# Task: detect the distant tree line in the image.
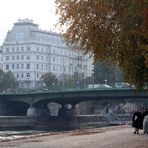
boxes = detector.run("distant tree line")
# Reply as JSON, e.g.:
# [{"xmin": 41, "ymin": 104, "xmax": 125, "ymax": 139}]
[
  {"xmin": 41, "ymin": 62, "xmax": 124, "ymax": 90},
  {"xmin": 93, "ymin": 60, "xmax": 124, "ymax": 85},
  {"xmin": 40, "ymin": 72, "xmax": 85, "ymax": 90},
  {"xmin": 0, "ymin": 63, "xmax": 124, "ymax": 93}
]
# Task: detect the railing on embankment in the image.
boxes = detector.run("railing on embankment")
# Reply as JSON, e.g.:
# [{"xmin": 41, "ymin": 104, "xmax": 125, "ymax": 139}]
[{"xmin": 0, "ymin": 115, "xmax": 132, "ymax": 131}]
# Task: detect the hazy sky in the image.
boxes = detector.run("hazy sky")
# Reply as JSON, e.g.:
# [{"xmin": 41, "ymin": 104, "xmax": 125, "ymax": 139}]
[{"xmin": 0, "ymin": 0, "xmax": 57, "ymax": 44}]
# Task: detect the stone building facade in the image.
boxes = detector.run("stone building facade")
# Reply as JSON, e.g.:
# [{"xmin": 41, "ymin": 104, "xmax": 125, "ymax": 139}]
[{"xmin": 2, "ymin": 19, "xmax": 93, "ymax": 89}]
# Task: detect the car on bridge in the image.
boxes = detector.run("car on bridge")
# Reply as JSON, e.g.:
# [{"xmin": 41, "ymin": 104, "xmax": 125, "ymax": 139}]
[
  {"xmin": 114, "ymin": 83, "xmax": 135, "ymax": 89},
  {"xmin": 88, "ymin": 84, "xmax": 112, "ymax": 89}
]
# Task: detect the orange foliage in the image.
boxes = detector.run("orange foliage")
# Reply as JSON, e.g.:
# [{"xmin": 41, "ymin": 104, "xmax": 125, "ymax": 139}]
[{"xmin": 56, "ymin": 0, "xmax": 148, "ymax": 89}]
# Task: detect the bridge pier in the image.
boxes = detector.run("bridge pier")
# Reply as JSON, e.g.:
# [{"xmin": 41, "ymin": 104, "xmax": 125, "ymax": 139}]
[
  {"xmin": 39, "ymin": 104, "xmax": 50, "ymax": 116},
  {"xmin": 27, "ymin": 105, "xmax": 39, "ymax": 117},
  {"xmin": 67, "ymin": 105, "xmax": 78, "ymax": 117},
  {"xmin": 57, "ymin": 104, "xmax": 78, "ymax": 130},
  {"xmin": 27, "ymin": 104, "xmax": 50, "ymax": 117},
  {"xmin": 58, "ymin": 104, "xmax": 78, "ymax": 117},
  {"xmin": 58, "ymin": 105, "xmax": 67, "ymax": 117}
]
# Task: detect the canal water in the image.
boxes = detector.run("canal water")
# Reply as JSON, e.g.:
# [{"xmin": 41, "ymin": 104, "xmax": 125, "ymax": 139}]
[
  {"xmin": 0, "ymin": 130, "xmax": 49, "ymax": 141},
  {"xmin": 0, "ymin": 114, "xmax": 132, "ymax": 141}
]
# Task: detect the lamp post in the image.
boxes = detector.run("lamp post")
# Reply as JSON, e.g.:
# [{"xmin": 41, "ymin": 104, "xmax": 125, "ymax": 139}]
[
  {"xmin": 92, "ymin": 71, "xmax": 94, "ymax": 89},
  {"xmin": 57, "ymin": 74, "xmax": 60, "ymax": 91},
  {"xmin": 62, "ymin": 58, "xmax": 65, "ymax": 90},
  {"xmin": 52, "ymin": 82, "xmax": 55, "ymax": 90},
  {"xmin": 76, "ymin": 81, "xmax": 79, "ymax": 90},
  {"xmin": 43, "ymin": 83, "xmax": 46, "ymax": 91},
  {"xmin": 104, "ymin": 79, "xmax": 107, "ymax": 84},
  {"xmin": 83, "ymin": 65, "xmax": 87, "ymax": 89}
]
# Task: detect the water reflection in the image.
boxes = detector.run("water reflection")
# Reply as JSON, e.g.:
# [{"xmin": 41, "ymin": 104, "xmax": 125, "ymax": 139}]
[{"xmin": 0, "ymin": 130, "xmax": 47, "ymax": 141}]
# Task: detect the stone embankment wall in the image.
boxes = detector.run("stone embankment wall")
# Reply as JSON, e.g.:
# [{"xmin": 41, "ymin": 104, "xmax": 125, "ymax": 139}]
[
  {"xmin": 0, "ymin": 115, "xmax": 132, "ymax": 131},
  {"xmin": 0, "ymin": 116, "xmax": 79, "ymax": 131}
]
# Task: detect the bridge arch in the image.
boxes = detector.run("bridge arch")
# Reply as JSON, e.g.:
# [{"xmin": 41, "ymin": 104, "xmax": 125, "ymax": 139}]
[{"xmin": 0, "ymin": 100, "xmax": 30, "ymax": 116}]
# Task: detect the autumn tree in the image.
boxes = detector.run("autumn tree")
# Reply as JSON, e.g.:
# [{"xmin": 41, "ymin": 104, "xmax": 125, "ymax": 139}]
[{"xmin": 55, "ymin": 0, "xmax": 148, "ymax": 89}]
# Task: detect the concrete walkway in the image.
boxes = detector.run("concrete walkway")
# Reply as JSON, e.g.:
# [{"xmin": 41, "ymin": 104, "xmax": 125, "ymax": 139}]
[{"xmin": 0, "ymin": 125, "xmax": 148, "ymax": 148}]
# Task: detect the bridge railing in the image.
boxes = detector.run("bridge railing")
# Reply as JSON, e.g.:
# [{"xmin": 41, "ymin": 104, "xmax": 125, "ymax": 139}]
[{"xmin": 0, "ymin": 87, "xmax": 137, "ymax": 95}]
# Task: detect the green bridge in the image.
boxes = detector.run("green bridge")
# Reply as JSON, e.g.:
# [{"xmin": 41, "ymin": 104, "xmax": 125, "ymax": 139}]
[{"xmin": 0, "ymin": 88, "xmax": 147, "ymax": 117}]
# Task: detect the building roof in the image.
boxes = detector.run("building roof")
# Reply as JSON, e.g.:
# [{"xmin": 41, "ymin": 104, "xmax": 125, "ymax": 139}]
[{"xmin": 4, "ymin": 19, "xmax": 64, "ymax": 46}]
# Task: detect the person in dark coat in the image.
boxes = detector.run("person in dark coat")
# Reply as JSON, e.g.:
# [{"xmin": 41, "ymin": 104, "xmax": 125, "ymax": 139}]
[{"xmin": 132, "ymin": 109, "xmax": 143, "ymax": 134}]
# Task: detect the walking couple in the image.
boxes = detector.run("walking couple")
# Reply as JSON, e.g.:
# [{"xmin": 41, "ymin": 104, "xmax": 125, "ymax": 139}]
[{"xmin": 132, "ymin": 108, "xmax": 148, "ymax": 134}]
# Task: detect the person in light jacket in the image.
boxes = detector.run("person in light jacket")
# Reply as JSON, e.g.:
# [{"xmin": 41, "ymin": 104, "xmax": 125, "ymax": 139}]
[{"xmin": 142, "ymin": 108, "xmax": 148, "ymax": 134}]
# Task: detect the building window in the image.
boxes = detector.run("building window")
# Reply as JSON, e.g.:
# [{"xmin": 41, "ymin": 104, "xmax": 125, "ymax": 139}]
[
  {"xmin": 27, "ymin": 47, "xmax": 30, "ymax": 51},
  {"xmin": 37, "ymin": 73, "xmax": 39, "ymax": 78},
  {"xmin": 12, "ymin": 64, "xmax": 15, "ymax": 69},
  {"xmin": 12, "ymin": 47, "xmax": 15, "ymax": 52},
  {"xmin": 27, "ymin": 56, "xmax": 30, "ymax": 60},
  {"xmin": 17, "ymin": 64, "xmax": 19, "ymax": 69},
  {"xmin": 27, "ymin": 64, "xmax": 30, "ymax": 69},
  {"xmin": 16, "ymin": 73, "xmax": 19, "ymax": 78},
  {"xmin": 6, "ymin": 47, "xmax": 9, "ymax": 52},
  {"xmin": 21, "ymin": 47, "xmax": 24, "ymax": 51},
  {"xmin": 12, "ymin": 56, "xmax": 15, "ymax": 60},
  {"xmin": 15, "ymin": 33, "xmax": 24, "ymax": 41},
  {"xmin": 6, "ymin": 56, "xmax": 9, "ymax": 60},
  {"xmin": 36, "ymin": 55, "xmax": 39, "ymax": 60},
  {"xmin": 27, "ymin": 73, "xmax": 30, "ymax": 78},
  {"xmin": 6, "ymin": 64, "xmax": 9, "ymax": 70},
  {"xmin": 17, "ymin": 47, "xmax": 19, "ymax": 51},
  {"xmin": 41, "ymin": 56, "xmax": 43, "ymax": 60},
  {"xmin": 53, "ymin": 65, "xmax": 55, "ymax": 71},
  {"xmin": 41, "ymin": 64, "xmax": 43, "ymax": 70},
  {"xmin": 36, "ymin": 64, "xmax": 39, "ymax": 69},
  {"xmin": 21, "ymin": 64, "xmax": 24, "ymax": 69},
  {"xmin": 21, "ymin": 73, "xmax": 24, "ymax": 78},
  {"xmin": 37, "ymin": 47, "xmax": 39, "ymax": 52},
  {"xmin": 53, "ymin": 57, "xmax": 55, "ymax": 62},
  {"xmin": 21, "ymin": 55, "xmax": 24, "ymax": 60},
  {"xmin": 17, "ymin": 55, "xmax": 19, "ymax": 60},
  {"xmin": 64, "ymin": 66, "xmax": 66, "ymax": 72}
]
